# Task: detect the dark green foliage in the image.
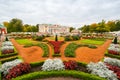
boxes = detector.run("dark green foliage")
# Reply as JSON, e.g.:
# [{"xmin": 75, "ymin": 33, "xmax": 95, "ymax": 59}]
[
  {"xmin": 113, "ymin": 36, "xmax": 118, "ymax": 44},
  {"xmin": 12, "ymin": 71, "xmax": 106, "ymax": 80},
  {"xmin": 64, "ymin": 35, "xmax": 72, "ymax": 41},
  {"xmin": 5, "ymin": 37, "xmax": 9, "ymax": 41},
  {"xmin": 88, "ymin": 45, "xmax": 97, "ymax": 49},
  {"xmin": 55, "ymin": 34, "xmax": 58, "ymax": 41},
  {"xmin": 72, "ymin": 35, "xmax": 80, "ymax": 40}
]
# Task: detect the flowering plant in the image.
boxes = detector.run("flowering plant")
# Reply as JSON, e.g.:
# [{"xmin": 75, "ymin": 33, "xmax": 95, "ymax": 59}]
[
  {"xmin": 6, "ymin": 63, "xmax": 31, "ymax": 80},
  {"xmin": 104, "ymin": 57, "xmax": 120, "ymax": 67},
  {"xmin": 2, "ymin": 41, "xmax": 13, "ymax": 46},
  {"xmin": 42, "ymin": 58, "xmax": 65, "ymax": 71},
  {"xmin": 87, "ymin": 61, "xmax": 118, "ymax": 80},
  {"xmin": 0, "ymin": 59, "xmax": 23, "ymax": 76},
  {"xmin": 49, "ymin": 41, "xmax": 63, "ymax": 54},
  {"xmin": 108, "ymin": 44, "xmax": 120, "ymax": 55},
  {"xmin": 1, "ymin": 46, "xmax": 14, "ymax": 54},
  {"xmin": 64, "ymin": 60, "xmax": 78, "ymax": 70}
]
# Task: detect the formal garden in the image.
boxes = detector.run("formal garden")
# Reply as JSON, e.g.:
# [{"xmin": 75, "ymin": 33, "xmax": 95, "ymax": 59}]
[{"xmin": 0, "ymin": 33, "xmax": 120, "ymax": 80}]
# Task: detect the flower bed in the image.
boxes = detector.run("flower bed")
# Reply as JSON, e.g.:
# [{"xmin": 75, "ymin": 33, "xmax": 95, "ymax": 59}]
[
  {"xmin": 1, "ymin": 41, "xmax": 15, "ymax": 54},
  {"xmin": 49, "ymin": 41, "xmax": 64, "ymax": 54},
  {"xmin": 108, "ymin": 44, "xmax": 120, "ymax": 55},
  {"xmin": 87, "ymin": 57, "xmax": 120, "ymax": 80}
]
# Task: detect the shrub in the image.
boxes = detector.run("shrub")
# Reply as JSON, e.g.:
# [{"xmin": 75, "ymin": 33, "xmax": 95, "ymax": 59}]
[
  {"xmin": 113, "ymin": 36, "xmax": 118, "ymax": 44},
  {"xmin": 72, "ymin": 35, "xmax": 80, "ymax": 40},
  {"xmin": 6, "ymin": 63, "xmax": 31, "ymax": 80},
  {"xmin": 42, "ymin": 58, "xmax": 65, "ymax": 71},
  {"xmin": 0, "ymin": 59, "xmax": 23, "ymax": 76},
  {"xmin": 55, "ymin": 34, "xmax": 58, "ymax": 41},
  {"xmin": 64, "ymin": 60, "xmax": 78, "ymax": 70},
  {"xmin": 64, "ymin": 35, "xmax": 72, "ymax": 41}
]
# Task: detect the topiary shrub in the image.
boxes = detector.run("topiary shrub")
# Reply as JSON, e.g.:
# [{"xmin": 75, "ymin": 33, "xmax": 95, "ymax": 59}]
[
  {"xmin": 113, "ymin": 36, "xmax": 118, "ymax": 44},
  {"xmin": 55, "ymin": 34, "xmax": 58, "ymax": 41}
]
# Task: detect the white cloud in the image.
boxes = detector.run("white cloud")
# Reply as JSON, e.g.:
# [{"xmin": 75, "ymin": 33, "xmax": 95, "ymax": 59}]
[{"xmin": 0, "ymin": 0, "xmax": 120, "ymax": 28}]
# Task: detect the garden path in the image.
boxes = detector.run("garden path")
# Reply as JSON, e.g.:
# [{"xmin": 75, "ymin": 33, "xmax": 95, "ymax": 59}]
[{"xmin": 11, "ymin": 39, "xmax": 112, "ymax": 63}]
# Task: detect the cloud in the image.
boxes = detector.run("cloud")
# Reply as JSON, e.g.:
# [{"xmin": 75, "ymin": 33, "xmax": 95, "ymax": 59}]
[{"xmin": 0, "ymin": 0, "xmax": 120, "ymax": 28}]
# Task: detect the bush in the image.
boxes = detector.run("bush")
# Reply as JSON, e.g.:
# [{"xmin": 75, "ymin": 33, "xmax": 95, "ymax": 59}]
[
  {"xmin": 105, "ymin": 53, "xmax": 120, "ymax": 59},
  {"xmin": 12, "ymin": 71, "xmax": 106, "ymax": 80},
  {"xmin": 72, "ymin": 35, "xmax": 80, "ymax": 40},
  {"xmin": 113, "ymin": 36, "xmax": 118, "ymax": 44},
  {"xmin": 55, "ymin": 34, "xmax": 58, "ymax": 41},
  {"xmin": 64, "ymin": 35, "xmax": 72, "ymax": 41},
  {"xmin": 6, "ymin": 63, "xmax": 31, "ymax": 80},
  {"xmin": 64, "ymin": 60, "xmax": 78, "ymax": 70}
]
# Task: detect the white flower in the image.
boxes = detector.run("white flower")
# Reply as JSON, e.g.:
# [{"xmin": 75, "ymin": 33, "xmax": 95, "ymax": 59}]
[
  {"xmin": 0, "ymin": 59, "xmax": 23, "ymax": 75},
  {"xmin": 2, "ymin": 41, "xmax": 13, "ymax": 46},
  {"xmin": 104, "ymin": 57, "xmax": 120, "ymax": 67},
  {"xmin": 87, "ymin": 61, "xmax": 118, "ymax": 80},
  {"xmin": 42, "ymin": 58, "xmax": 65, "ymax": 71}
]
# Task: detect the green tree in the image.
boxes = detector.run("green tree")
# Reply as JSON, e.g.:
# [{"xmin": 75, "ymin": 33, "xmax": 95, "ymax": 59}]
[
  {"xmin": 7, "ymin": 18, "xmax": 23, "ymax": 33},
  {"xmin": 81, "ymin": 25, "xmax": 90, "ymax": 33},
  {"xmin": 70, "ymin": 27, "xmax": 75, "ymax": 32},
  {"xmin": 106, "ymin": 21, "xmax": 116, "ymax": 31},
  {"xmin": 96, "ymin": 20, "xmax": 109, "ymax": 33}
]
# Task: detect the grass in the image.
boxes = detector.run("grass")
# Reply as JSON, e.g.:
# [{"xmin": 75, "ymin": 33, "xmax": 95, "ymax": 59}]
[
  {"xmin": 15, "ymin": 39, "xmax": 37, "ymax": 45},
  {"xmin": 80, "ymin": 39, "xmax": 105, "ymax": 45}
]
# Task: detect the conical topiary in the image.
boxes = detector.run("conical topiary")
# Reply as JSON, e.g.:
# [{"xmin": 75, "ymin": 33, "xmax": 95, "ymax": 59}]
[
  {"xmin": 113, "ymin": 36, "xmax": 117, "ymax": 44},
  {"xmin": 55, "ymin": 34, "xmax": 58, "ymax": 41},
  {"xmin": 5, "ymin": 37, "xmax": 9, "ymax": 41}
]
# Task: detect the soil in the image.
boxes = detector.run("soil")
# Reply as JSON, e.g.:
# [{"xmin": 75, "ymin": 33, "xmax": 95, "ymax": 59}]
[{"xmin": 10, "ymin": 39, "xmax": 112, "ymax": 64}]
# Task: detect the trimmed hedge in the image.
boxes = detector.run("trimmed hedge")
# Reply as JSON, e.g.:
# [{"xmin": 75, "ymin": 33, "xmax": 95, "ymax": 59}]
[
  {"xmin": 64, "ymin": 43, "xmax": 80, "ymax": 57},
  {"xmin": 0, "ymin": 53, "xmax": 17, "ymax": 58},
  {"xmin": 12, "ymin": 70, "xmax": 106, "ymax": 80},
  {"xmin": 30, "ymin": 61, "xmax": 44, "ymax": 67},
  {"xmin": 105, "ymin": 53, "xmax": 120, "ymax": 59},
  {"xmin": 52, "ymin": 54, "xmax": 61, "ymax": 57},
  {"xmin": 1, "ymin": 56, "xmax": 18, "ymax": 63}
]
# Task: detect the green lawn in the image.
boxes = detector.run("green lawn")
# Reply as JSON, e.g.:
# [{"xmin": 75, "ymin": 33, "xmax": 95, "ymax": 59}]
[
  {"xmin": 80, "ymin": 39, "xmax": 105, "ymax": 45},
  {"xmin": 15, "ymin": 39, "xmax": 37, "ymax": 45}
]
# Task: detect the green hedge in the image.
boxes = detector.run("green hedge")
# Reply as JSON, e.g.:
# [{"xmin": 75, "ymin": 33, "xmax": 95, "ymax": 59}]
[
  {"xmin": 12, "ymin": 70, "xmax": 106, "ymax": 80},
  {"xmin": 1, "ymin": 56, "xmax": 18, "ymax": 63},
  {"xmin": 105, "ymin": 53, "xmax": 120, "ymax": 59},
  {"xmin": 30, "ymin": 61, "xmax": 44, "ymax": 67},
  {"xmin": 0, "ymin": 53, "xmax": 18, "ymax": 58},
  {"xmin": 64, "ymin": 43, "xmax": 80, "ymax": 57}
]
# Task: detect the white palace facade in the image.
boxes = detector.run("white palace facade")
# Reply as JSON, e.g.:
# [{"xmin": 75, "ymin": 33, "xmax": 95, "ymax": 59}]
[{"xmin": 38, "ymin": 24, "xmax": 70, "ymax": 35}]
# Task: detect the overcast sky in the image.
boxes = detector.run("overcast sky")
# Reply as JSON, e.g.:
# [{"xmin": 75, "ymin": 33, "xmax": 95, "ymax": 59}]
[{"xmin": 0, "ymin": 0, "xmax": 120, "ymax": 28}]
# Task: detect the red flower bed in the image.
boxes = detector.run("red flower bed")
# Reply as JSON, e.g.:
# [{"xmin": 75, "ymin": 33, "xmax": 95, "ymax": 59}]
[
  {"xmin": 6, "ymin": 63, "xmax": 31, "ymax": 80},
  {"xmin": 2, "ymin": 49, "xmax": 14, "ymax": 54},
  {"xmin": 108, "ymin": 50, "xmax": 119, "ymax": 55},
  {"xmin": 106, "ymin": 63, "xmax": 120, "ymax": 79},
  {"xmin": 49, "ymin": 41, "xmax": 64, "ymax": 54},
  {"xmin": 64, "ymin": 60, "xmax": 78, "ymax": 70}
]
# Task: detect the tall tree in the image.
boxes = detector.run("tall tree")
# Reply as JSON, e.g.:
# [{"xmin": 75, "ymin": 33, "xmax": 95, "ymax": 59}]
[
  {"xmin": 81, "ymin": 25, "xmax": 90, "ymax": 33},
  {"xmin": 69, "ymin": 27, "xmax": 75, "ymax": 32},
  {"xmin": 7, "ymin": 18, "xmax": 23, "ymax": 33},
  {"xmin": 96, "ymin": 20, "xmax": 109, "ymax": 33}
]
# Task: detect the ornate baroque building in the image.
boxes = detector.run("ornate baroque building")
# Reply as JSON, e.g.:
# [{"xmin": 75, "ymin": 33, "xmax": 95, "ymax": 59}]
[{"xmin": 38, "ymin": 24, "xmax": 70, "ymax": 35}]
